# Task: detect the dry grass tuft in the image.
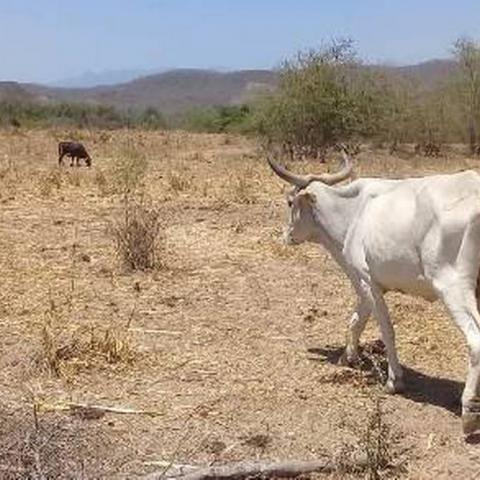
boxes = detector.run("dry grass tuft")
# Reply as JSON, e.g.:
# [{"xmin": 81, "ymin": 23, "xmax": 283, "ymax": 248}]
[
  {"xmin": 38, "ymin": 167, "xmax": 63, "ymax": 197},
  {"xmin": 228, "ymin": 163, "xmax": 260, "ymax": 204},
  {"xmin": 89, "ymin": 325, "xmax": 137, "ymax": 364},
  {"xmin": 167, "ymin": 169, "xmax": 192, "ymax": 192},
  {"xmin": 336, "ymin": 395, "xmax": 405, "ymax": 480},
  {"xmin": 113, "ymin": 196, "xmax": 165, "ymax": 271},
  {"xmin": 113, "ymin": 143, "xmax": 148, "ymax": 194},
  {"xmin": 94, "ymin": 168, "xmax": 109, "ymax": 195},
  {"xmin": 66, "ymin": 169, "xmax": 82, "ymax": 187},
  {"xmin": 40, "ymin": 319, "xmax": 137, "ymax": 379},
  {"xmin": 359, "ymin": 398, "xmax": 397, "ymax": 479}
]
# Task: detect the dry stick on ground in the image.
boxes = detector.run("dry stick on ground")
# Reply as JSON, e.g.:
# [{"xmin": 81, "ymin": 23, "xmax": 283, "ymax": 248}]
[
  {"xmin": 36, "ymin": 401, "xmax": 163, "ymax": 417},
  {"xmin": 139, "ymin": 458, "xmax": 370, "ymax": 480}
]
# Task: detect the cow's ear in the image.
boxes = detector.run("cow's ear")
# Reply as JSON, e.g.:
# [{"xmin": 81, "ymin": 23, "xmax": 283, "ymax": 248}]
[{"xmin": 296, "ymin": 191, "xmax": 316, "ymax": 208}]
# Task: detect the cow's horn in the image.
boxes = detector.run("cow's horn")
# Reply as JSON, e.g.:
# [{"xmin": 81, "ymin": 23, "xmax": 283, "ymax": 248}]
[{"xmin": 267, "ymin": 148, "xmax": 353, "ymax": 187}]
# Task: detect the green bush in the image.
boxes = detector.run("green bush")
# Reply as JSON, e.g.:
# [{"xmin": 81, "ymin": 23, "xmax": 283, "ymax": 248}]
[
  {"xmin": 0, "ymin": 101, "xmax": 168, "ymax": 130},
  {"xmin": 178, "ymin": 104, "xmax": 252, "ymax": 133},
  {"xmin": 251, "ymin": 39, "xmax": 391, "ymax": 158}
]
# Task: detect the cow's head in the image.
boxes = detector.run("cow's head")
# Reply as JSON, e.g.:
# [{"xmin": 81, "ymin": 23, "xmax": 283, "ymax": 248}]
[
  {"xmin": 283, "ymin": 189, "xmax": 318, "ymax": 245},
  {"xmin": 267, "ymin": 148, "xmax": 353, "ymax": 245}
]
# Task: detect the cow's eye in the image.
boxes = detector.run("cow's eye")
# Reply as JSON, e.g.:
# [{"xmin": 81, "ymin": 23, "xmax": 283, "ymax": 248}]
[{"xmin": 287, "ymin": 199, "xmax": 293, "ymax": 208}]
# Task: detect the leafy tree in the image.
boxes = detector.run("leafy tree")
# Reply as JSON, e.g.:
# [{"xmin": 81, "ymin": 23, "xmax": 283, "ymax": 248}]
[
  {"xmin": 452, "ymin": 37, "xmax": 480, "ymax": 153},
  {"xmin": 252, "ymin": 39, "xmax": 388, "ymax": 159}
]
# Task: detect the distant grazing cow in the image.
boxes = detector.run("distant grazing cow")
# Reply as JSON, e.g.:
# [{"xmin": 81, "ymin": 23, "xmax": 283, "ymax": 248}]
[{"xmin": 58, "ymin": 142, "xmax": 92, "ymax": 167}]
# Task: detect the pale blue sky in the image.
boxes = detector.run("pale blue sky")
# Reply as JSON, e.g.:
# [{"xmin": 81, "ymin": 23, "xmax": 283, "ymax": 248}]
[{"xmin": 1, "ymin": 0, "xmax": 479, "ymax": 83}]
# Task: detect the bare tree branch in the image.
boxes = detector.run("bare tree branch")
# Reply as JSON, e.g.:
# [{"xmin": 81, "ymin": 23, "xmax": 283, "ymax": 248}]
[{"xmin": 136, "ymin": 458, "xmax": 369, "ymax": 480}]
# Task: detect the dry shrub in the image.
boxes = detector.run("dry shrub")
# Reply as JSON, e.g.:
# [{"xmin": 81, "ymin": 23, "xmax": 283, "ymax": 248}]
[
  {"xmin": 230, "ymin": 174, "xmax": 252, "ymax": 203},
  {"xmin": 228, "ymin": 163, "xmax": 259, "ymax": 204},
  {"xmin": 360, "ymin": 398, "xmax": 395, "ymax": 479},
  {"xmin": 0, "ymin": 154, "xmax": 17, "ymax": 181},
  {"xmin": 167, "ymin": 169, "xmax": 192, "ymax": 192},
  {"xmin": 336, "ymin": 395, "xmax": 405, "ymax": 480},
  {"xmin": 113, "ymin": 196, "xmax": 164, "ymax": 271},
  {"xmin": 66, "ymin": 169, "xmax": 82, "ymax": 187},
  {"xmin": 94, "ymin": 144, "xmax": 148, "ymax": 196},
  {"xmin": 0, "ymin": 406, "xmax": 115, "ymax": 479},
  {"xmin": 0, "ymin": 154, "xmax": 21, "ymax": 198},
  {"xmin": 94, "ymin": 168, "xmax": 109, "ymax": 196},
  {"xmin": 39, "ymin": 168, "xmax": 63, "ymax": 197},
  {"xmin": 113, "ymin": 144, "xmax": 148, "ymax": 194},
  {"xmin": 41, "ymin": 317, "xmax": 65, "ymax": 377},
  {"xmin": 98, "ymin": 131, "xmax": 112, "ymax": 144}
]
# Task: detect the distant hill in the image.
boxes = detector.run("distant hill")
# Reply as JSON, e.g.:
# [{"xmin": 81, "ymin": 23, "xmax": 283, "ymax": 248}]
[
  {"xmin": 23, "ymin": 69, "xmax": 277, "ymax": 114},
  {"xmin": 0, "ymin": 60, "xmax": 459, "ymax": 115},
  {"xmin": 386, "ymin": 59, "xmax": 457, "ymax": 89},
  {"xmin": 0, "ymin": 81, "xmax": 39, "ymax": 103},
  {"xmin": 49, "ymin": 69, "xmax": 158, "ymax": 88}
]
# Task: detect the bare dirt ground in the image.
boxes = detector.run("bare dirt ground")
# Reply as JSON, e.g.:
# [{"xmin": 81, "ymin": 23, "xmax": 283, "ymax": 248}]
[{"xmin": 1, "ymin": 129, "xmax": 480, "ymax": 479}]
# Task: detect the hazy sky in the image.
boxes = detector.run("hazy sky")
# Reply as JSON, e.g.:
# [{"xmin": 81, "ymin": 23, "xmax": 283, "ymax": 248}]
[{"xmin": 1, "ymin": 0, "xmax": 479, "ymax": 83}]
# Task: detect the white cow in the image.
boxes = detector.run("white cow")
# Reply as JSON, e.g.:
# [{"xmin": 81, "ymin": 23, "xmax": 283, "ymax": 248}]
[{"xmin": 268, "ymin": 151, "xmax": 480, "ymax": 435}]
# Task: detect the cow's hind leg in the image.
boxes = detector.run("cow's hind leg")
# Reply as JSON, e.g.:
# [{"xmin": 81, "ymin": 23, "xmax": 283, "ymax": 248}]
[
  {"xmin": 435, "ymin": 215, "xmax": 480, "ymax": 435},
  {"xmin": 438, "ymin": 281, "xmax": 480, "ymax": 435},
  {"xmin": 434, "ymin": 215, "xmax": 480, "ymax": 435}
]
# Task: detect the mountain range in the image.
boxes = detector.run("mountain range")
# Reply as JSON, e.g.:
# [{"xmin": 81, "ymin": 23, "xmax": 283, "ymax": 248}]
[{"xmin": 0, "ymin": 59, "xmax": 457, "ymax": 115}]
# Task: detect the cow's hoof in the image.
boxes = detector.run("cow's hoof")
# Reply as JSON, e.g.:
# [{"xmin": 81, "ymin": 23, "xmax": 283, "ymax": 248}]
[
  {"xmin": 385, "ymin": 377, "xmax": 405, "ymax": 394},
  {"xmin": 463, "ymin": 413, "xmax": 480, "ymax": 436}
]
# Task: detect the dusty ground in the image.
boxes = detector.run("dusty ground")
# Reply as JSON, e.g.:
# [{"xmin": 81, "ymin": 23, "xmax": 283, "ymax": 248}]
[{"xmin": 0, "ymin": 129, "xmax": 480, "ymax": 479}]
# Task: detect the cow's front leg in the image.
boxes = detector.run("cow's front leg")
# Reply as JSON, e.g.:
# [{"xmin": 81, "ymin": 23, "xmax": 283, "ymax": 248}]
[{"xmin": 339, "ymin": 296, "xmax": 372, "ymax": 365}]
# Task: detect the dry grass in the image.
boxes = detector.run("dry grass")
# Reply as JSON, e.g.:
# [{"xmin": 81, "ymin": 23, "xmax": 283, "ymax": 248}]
[
  {"xmin": 167, "ymin": 169, "xmax": 192, "ymax": 193},
  {"xmin": 1, "ymin": 129, "xmax": 480, "ymax": 478},
  {"xmin": 113, "ymin": 195, "xmax": 165, "ymax": 271}
]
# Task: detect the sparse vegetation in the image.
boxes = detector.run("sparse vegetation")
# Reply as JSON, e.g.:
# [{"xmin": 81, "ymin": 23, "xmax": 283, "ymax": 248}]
[
  {"xmin": 38, "ymin": 167, "xmax": 63, "ymax": 197},
  {"xmin": 178, "ymin": 104, "xmax": 252, "ymax": 133},
  {"xmin": 0, "ymin": 101, "xmax": 169, "ymax": 130},
  {"xmin": 1, "ymin": 122, "xmax": 479, "ymax": 477},
  {"xmin": 359, "ymin": 398, "xmax": 397, "ymax": 480},
  {"xmin": 113, "ymin": 143, "xmax": 149, "ymax": 194},
  {"xmin": 113, "ymin": 196, "xmax": 164, "ymax": 271},
  {"xmin": 167, "ymin": 169, "xmax": 192, "ymax": 193}
]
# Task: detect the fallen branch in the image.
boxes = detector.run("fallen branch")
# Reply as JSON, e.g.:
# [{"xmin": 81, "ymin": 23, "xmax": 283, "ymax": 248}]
[
  {"xmin": 139, "ymin": 458, "xmax": 367, "ymax": 480},
  {"xmin": 36, "ymin": 401, "xmax": 163, "ymax": 418}
]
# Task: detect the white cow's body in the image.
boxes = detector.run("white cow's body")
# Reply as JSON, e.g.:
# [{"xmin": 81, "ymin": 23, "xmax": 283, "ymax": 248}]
[
  {"xmin": 268, "ymin": 155, "xmax": 480, "ymax": 436},
  {"xmin": 340, "ymin": 172, "xmax": 480, "ymax": 299}
]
